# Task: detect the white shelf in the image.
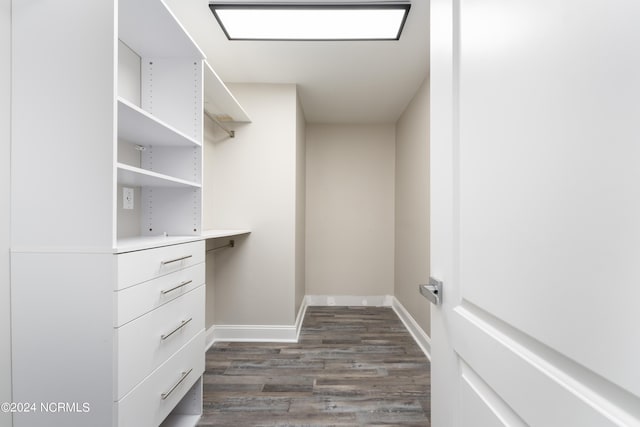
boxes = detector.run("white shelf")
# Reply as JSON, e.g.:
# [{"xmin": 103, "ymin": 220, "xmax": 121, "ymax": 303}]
[
  {"xmin": 201, "ymin": 229, "xmax": 251, "ymax": 239},
  {"xmin": 159, "ymin": 414, "xmax": 201, "ymax": 427},
  {"xmin": 117, "ymin": 163, "xmax": 201, "ymax": 188},
  {"xmin": 203, "ymin": 61, "xmax": 251, "ymax": 123},
  {"xmin": 119, "ymin": 0, "xmax": 204, "ymax": 59},
  {"xmin": 118, "ymin": 98, "xmax": 201, "ymax": 148},
  {"xmin": 116, "ymin": 230, "xmax": 251, "ymax": 253},
  {"xmin": 116, "ymin": 235, "xmax": 202, "ymax": 253}
]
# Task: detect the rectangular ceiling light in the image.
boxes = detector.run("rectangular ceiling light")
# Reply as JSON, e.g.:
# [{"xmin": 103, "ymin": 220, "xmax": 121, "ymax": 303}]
[{"xmin": 209, "ymin": 2, "xmax": 411, "ymax": 41}]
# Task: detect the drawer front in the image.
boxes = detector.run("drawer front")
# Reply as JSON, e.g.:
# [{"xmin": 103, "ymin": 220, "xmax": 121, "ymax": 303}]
[
  {"xmin": 116, "ymin": 285, "xmax": 204, "ymax": 399},
  {"xmin": 116, "ymin": 240, "xmax": 205, "ymax": 290},
  {"xmin": 115, "ymin": 262, "xmax": 205, "ymax": 327},
  {"xmin": 117, "ymin": 331, "xmax": 204, "ymax": 427}
]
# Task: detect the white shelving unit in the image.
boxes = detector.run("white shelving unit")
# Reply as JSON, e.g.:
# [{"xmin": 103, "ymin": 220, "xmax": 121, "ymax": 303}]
[
  {"xmin": 11, "ymin": 0, "xmax": 250, "ymax": 426},
  {"xmin": 116, "ymin": 0, "xmax": 205, "ymax": 245},
  {"xmin": 204, "ymin": 60, "xmax": 251, "ymax": 123},
  {"xmin": 115, "ymin": 3, "xmax": 207, "ymax": 422},
  {"xmin": 118, "ymin": 98, "xmax": 201, "ymax": 148}
]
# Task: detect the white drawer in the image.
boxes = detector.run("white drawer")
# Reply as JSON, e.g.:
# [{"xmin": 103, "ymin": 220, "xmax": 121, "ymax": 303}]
[
  {"xmin": 117, "ymin": 331, "xmax": 204, "ymax": 427},
  {"xmin": 116, "ymin": 285, "xmax": 204, "ymax": 399},
  {"xmin": 115, "ymin": 262, "xmax": 205, "ymax": 327},
  {"xmin": 116, "ymin": 241, "xmax": 205, "ymax": 290}
]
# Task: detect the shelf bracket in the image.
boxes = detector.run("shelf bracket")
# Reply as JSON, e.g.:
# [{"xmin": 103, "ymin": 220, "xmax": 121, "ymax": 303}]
[{"xmin": 204, "ymin": 110, "xmax": 235, "ymax": 138}]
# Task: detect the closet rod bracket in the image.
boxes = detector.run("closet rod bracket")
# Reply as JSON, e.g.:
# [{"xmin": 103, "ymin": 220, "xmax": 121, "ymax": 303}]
[{"xmin": 207, "ymin": 239, "xmax": 236, "ymax": 253}]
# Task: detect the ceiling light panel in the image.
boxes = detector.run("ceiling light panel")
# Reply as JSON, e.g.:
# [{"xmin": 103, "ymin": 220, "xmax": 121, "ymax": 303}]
[{"xmin": 209, "ymin": 3, "xmax": 411, "ymax": 41}]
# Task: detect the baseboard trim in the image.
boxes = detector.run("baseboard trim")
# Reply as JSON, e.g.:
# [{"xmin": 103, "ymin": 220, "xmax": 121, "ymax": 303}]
[
  {"xmin": 211, "ymin": 324, "xmax": 299, "ymax": 343},
  {"xmin": 306, "ymin": 294, "xmax": 394, "ymax": 307},
  {"xmin": 205, "ymin": 296, "xmax": 308, "ymax": 348},
  {"xmin": 391, "ymin": 296, "xmax": 431, "ymax": 361},
  {"xmin": 305, "ymin": 294, "xmax": 431, "ymax": 360},
  {"xmin": 294, "ymin": 295, "xmax": 308, "ymax": 341},
  {"xmin": 205, "ymin": 295, "xmax": 430, "ymax": 360},
  {"xmin": 205, "ymin": 324, "xmax": 217, "ymax": 351}
]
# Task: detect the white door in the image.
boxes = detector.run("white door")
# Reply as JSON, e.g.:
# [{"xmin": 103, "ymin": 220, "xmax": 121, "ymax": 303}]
[{"xmin": 429, "ymin": 0, "xmax": 640, "ymax": 426}]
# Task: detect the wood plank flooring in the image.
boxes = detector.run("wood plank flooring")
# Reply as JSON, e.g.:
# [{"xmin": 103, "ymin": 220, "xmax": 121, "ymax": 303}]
[{"xmin": 198, "ymin": 306, "xmax": 431, "ymax": 426}]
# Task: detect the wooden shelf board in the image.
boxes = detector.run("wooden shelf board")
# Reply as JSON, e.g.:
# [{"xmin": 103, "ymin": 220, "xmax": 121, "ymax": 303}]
[
  {"xmin": 119, "ymin": 0, "xmax": 204, "ymax": 59},
  {"xmin": 203, "ymin": 61, "xmax": 251, "ymax": 123},
  {"xmin": 116, "ymin": 230, "xmax": 251, "ymax": 253},
  {"xmin": 159, "ymin": 413, "xmax": 201, "ymax": 427},
  {"xmin": 201, "ymin": 229, "xmax": 251, "ymax": 239},
  {"xmin": 117, "ymin": 163, "xmax": 201, "ymax": 188},
  {"xmin": 116, "ymin": 235, "xmax": 202, "ymax": 253},
  {"xmin": 118, "ymin": 98, "xmax": 201, "ymax": 148}
]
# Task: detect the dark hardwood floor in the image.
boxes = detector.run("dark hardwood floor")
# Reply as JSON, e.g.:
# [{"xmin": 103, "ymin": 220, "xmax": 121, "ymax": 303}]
[{"xmin": 198, "ymin": 306, "xmax": 431, "ymax": 426}]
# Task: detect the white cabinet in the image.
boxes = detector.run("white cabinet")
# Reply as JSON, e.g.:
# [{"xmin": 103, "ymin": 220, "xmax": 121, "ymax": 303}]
[
  {"xmin": 116, "ymin": 286, "xmax": 205, "ymax": 400},
  {"xmin": 115, "ymin": 241, "xmax": 206, "ymax": 424},
  {"xmin": 10, "ymin": 0, "xmax": 247, "ymax": 426},
  {"xmin": 115, "ymin": 263, "xmax": 205, "ymax": 326},
  {"xmin": 117, "ymin": 332, "xmax": 205, "ymax": 427},
  {"xmin": 116, "ymin": 240, "xmax": 205, "ymax": 290}
]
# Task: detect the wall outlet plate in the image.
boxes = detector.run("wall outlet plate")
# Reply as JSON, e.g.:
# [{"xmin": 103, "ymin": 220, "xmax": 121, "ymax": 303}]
[{"xmin": 123, "ymin": 187, "xmax": 134, "ymax": 210}]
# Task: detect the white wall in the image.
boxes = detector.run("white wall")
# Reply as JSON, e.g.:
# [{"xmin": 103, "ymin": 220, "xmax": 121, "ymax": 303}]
[
  {"xmin": 295, "ymin": 94, "xmax": 306, "ymax": 314},
  {"xmin": 1, "ymin": 0, "xmax": 12, "ymax": 425},
  {"xmin": 202, "ymin": 117, "xmax": 230, "ymax": 330},
  {"xmin": 306, "ymin": 124, "xmax": 395, "ymax": 297},
  {"xmin": 395, "ymin": 77, "xmax": 431, "ymax": 335},
  {"xmin": 205, "ymin": 83, "xmax": 302, "ymax": 326}
]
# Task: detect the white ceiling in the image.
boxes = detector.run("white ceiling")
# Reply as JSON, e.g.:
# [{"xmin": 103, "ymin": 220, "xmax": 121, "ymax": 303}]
[{"xmin": 164, "ymin": 0, "xmax": 429, "ymax": 124}]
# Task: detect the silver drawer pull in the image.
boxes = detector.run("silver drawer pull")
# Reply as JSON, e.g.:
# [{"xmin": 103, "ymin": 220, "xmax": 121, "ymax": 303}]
[
  {"xmin": 160, "ymin": 254, "xmax": 192, "ymax": 266},
  {"xmin": 161, "ymin": 368, "xmax": 193, "ymax": 400},
  {"xmin": 161, "ymin": 280, "xmax": 192, "ymax": 295},
  {"xmin": 160, "ymin": 318, "xmax": 193, "ymax": 341}
]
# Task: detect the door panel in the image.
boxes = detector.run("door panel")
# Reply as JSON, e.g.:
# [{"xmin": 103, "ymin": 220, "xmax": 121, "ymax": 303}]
[
  {"xmin": 430, "ymin": 0, "xmax": 640, "ymax": 425},
  {"xmin": 458, "ymin": 0, "xmax": 640, "ymax": 399},
  {"xmin": 460, "ymin": 361, "xmax": 527, "ymax": 427},
  {"xmin": 454, "ymin": 307, "xmax": 634, "ymax": 426}
]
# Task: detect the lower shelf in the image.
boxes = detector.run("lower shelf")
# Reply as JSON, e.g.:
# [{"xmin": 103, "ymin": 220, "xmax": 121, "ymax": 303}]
[
  {"xmin": 159, "ymin": 376, "xmax": 203, "ymax": 427},
  {"xmin": 116, "ymin": 229, "xmax": 251, "ymax": 253},
  {"xmin": 159, "ymin": 414, "xmax": 201, "ymax": 427}
]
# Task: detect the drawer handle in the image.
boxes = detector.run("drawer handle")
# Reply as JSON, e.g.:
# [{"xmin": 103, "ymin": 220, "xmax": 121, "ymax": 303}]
[
  {"xmin": 161, "ymin": 318, "xmax": 193, "ymax": 341},
  {"xmin": 161, "ymin": 368, "xmax": 193, "ymax": 400},
  {"xmin": 161, "ymin": 280, "xmax": 193, "ymax": 295},
  {"xmin": 160, "ymin": 255, "xmax": 193, "ymax": 266}
]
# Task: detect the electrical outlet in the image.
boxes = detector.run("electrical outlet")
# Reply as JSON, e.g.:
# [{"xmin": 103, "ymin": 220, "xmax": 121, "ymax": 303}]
[{"xmin": 123, "ymin": 187, "xmax": 134, "ymax": 210}]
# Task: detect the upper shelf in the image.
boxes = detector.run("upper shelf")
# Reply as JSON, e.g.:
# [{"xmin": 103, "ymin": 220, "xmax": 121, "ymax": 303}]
[
  {"xmin": 204, "ymin": 61, "xmax": 251, "ymax": 123},
  {"xmin": 119, "ymin": 0, "xmax": 205, "ymax": 59},
  {"xmin": 117, "ymin": 163, "xmax": 201, "ymax": 188},
  {"xmin": 118, "ymin": 98, "xmax": 201, "ymax": 148}
]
